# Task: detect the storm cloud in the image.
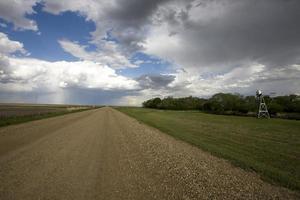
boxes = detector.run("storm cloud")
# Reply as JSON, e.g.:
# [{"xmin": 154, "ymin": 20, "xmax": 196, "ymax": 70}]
[
  {"xmin": 146, "ymin": 0, "xmax": 300, "ymax": 71},
  {"xmin": 136, "ymin": 74, "xmax": 175, "ymax": 89}
]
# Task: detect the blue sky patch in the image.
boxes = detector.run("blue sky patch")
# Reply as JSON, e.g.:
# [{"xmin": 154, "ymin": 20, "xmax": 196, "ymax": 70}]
[{"xmin": 0, "ymin": 3, "xmax": 96, "ymax": 61}]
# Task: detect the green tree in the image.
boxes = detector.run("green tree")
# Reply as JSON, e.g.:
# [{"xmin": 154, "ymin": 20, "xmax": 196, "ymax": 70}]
[{"xmin": 268, "ymin": 102, "xmax": 284, "ymax": 115}]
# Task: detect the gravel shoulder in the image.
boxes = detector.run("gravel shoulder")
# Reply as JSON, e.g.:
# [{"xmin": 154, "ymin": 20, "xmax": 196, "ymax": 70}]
[{"xmin": 0, "ymin": 107, "xmax": 298, "ymax": 199}]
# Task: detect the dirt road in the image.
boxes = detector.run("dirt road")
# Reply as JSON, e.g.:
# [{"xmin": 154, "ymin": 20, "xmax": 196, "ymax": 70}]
[{"xmin": 0, "ymin": 107, "xmax": 298, "ymax": 199}]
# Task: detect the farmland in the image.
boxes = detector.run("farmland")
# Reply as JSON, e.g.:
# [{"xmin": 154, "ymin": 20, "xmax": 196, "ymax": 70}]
[
  {"xmin": 0, "ymin": 103, "xmax": 96, "ymax": 127},
  {"xmin": 117, "ymin": 107, "xmax": 300, "ymax": 191}
]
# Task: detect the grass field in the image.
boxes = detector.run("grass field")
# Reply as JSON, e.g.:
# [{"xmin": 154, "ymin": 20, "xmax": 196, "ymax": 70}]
[
  {"xmin": 0, "ymin": 104, "xmax": 97, "ymax": 127},
  {"xmin": 117, "ymin": 107, "xmax": 300, "ymax": 191}
]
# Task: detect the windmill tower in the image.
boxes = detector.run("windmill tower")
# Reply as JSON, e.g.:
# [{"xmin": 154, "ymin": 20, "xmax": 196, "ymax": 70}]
[{"xmin": 256, "ymin": 90, "xmax": 270, "ymax": 118}]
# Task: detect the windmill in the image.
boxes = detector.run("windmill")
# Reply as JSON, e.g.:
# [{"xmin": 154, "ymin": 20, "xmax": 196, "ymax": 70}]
[{"xmin": 256, "ymin": 90, "xmax": 270, "ymax": 118}]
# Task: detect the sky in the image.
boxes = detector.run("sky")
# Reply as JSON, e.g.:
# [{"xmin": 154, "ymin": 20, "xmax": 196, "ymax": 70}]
[{"xmin": 0, "ymin": 0, "xmax": 299, "ymax": 106}]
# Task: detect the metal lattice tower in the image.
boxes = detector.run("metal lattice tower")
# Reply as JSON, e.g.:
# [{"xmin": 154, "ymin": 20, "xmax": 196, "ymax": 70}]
[{"xmin": 256, "ymin": 90, "xmax": 270, "ymax": 119}]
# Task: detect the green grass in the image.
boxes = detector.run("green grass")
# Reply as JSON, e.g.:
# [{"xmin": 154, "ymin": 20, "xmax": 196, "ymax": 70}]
[
  {"xmin": 0, "ymin": 108, "xmax": 93, "ymax": 127},
  {"xmin": 116, "ymin": 107, "xmax": 300, "ymax": 191}
]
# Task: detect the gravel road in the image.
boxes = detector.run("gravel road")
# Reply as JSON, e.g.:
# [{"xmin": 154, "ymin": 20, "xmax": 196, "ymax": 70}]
[{"xmin": 0, "ymin": 107, "xmax": 298, "ymax": 199}]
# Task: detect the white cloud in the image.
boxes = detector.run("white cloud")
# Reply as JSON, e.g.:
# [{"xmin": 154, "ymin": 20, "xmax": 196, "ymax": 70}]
[
  {"xmin": 42, "ymin": 0, "xmax": 106, "ymax": 18},
  {"xmin": 0, "ymin": 56, "xmax": 139, "ymax": 93},
  {"xmin": 0, "ymin": 32, "xmax": 26, "ymax": 55},
  {"xmin": 0, "ymin": 0, "xmax": 38, "ymax": 31},
  {"xmin": 144, "ymin": 23, "xmax": 182, "ymax": 66},
  {"xmin": 167, "ymin": 64, "xmax": 300, "ymax": 97},
  {"xmin": 59, "ymin": 39, "xmax": 137, "ymax": 69}
]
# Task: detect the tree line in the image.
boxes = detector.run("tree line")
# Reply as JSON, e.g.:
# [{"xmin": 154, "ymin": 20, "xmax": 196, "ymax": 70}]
[{"xmin": 142, "ymin": 93, "xmax": 300, "ymax": 117}]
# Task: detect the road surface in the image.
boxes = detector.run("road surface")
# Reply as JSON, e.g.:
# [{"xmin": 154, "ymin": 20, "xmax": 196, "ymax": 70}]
[{"xmin": 0, "ymin": 107, "xmax": 298, "ymax": 199}]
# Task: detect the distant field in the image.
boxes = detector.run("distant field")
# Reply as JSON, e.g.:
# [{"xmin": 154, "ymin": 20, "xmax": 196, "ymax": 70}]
[
  {"xmin": 117, "ymin": 107, "xmax": 300, "ymax": 191},
  {"xmin": 0, "ymin": 104, "xmax": 97, "ymax": 127}
]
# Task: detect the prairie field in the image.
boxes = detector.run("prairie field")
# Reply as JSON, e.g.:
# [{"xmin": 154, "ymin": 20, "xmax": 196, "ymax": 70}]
[
  {"xmin": 117, "ymin": 107, "xmax": 300, "ymax": 191},
  {"xmin": 0, "ymin": 103, "xmax": 96, "ymax": 127}
]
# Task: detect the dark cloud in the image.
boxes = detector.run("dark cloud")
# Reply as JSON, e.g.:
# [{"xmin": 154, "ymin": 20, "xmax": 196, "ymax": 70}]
[
  {"xmin": 105, "ymin": 0, "xmax": 194, "ymax": 54},
  {"xmin": 106, "ymin": 0, "xmax": 172, "ymax": 54},
  {"xmin": 136, "ymin": 74, "xmax": 175, "ymax": 89},
  {"xmin": 153, "ymin": 0, "xmax": 300, "ymax": 70},
  {"xmin": 108, "ymin": 0, "xmax": 170, "ymax": 27}
]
